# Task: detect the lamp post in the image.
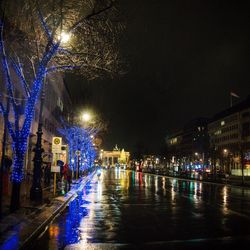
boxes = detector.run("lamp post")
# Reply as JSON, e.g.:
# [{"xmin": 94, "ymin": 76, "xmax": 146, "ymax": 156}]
[
  {"xmin": 213, "ymin": 146, "xmax": 218, "ymax": 180},
  {"xmin": 194, "ymin": 152, "xmax": 198, "ymax": 169},
  {"xmin": 30, "ymin": 79, "xmax": 46, "ymax": 201}
]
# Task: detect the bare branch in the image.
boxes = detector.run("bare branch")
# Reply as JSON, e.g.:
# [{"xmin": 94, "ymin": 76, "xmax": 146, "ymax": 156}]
[
  {"xmin": 10, "ymin": 57, "xmax": 30, "ymax": 97},
  {"xmin": 37, "ymin": 8, "xmax": 54, "ymax": 45},
  {"xmin": 46, "ymin": 65, "xmax": 80, "ymax": 74},
  {"xmin": 0, "ymin": 19, "xmax": 18, "ymax": 111},
  {"xmin": 0, "ymin": 100, "xmax": 5, "ymax": 115},
  {"xmin": 0, "ymin": 98, "xmax": 15, "ymax": 138},
  {"xmin": 69, "ymin": 1, "xmax": 115, "ymax": 33}
]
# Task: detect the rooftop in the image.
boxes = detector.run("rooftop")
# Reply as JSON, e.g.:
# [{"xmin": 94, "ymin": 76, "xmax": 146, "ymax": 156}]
[{"xmin": 210, "ymin": 95, "xmax": 250, "ymax": 122}]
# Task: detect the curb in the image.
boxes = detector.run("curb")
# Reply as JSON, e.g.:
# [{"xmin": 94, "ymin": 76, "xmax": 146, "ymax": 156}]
[
  {"xmin": 0, "ymin": 172, "xmax": 95, "ymax": 250},
  {"xmin": 21, "ymin": 172, "xmax": 95, "ymax": 250}
]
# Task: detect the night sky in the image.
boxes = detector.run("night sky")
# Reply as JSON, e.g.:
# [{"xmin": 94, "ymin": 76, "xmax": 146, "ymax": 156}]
[{"xmin": 66, "ymin": 0, "xmax": 249, "ymax": 154}]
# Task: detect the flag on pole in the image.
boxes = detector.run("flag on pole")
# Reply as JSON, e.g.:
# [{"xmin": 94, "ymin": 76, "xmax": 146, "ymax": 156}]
[{"xmin": 230, "ymin": 92, "xmax": 240, "ymax": 98}]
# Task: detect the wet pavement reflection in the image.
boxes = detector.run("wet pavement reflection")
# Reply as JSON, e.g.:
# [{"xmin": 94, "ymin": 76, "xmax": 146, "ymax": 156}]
[{"xmin": 33, "ymin": 169, "xmax": 250, "ymax": 249}]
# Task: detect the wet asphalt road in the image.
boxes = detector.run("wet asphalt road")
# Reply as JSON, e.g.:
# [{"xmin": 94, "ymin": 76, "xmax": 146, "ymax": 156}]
[{"xmin": 33, "ymin": 169, "xmax": 250, "ymax": 249}]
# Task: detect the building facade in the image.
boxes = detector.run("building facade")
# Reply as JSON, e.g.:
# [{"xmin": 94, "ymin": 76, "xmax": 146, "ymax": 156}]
[
  {"xmin": 166, "ymin": 118, "xmax": 209, "ymax": 172},
  {"xmin": 208, "ymin": 96, "xmax": 250, "ymax": 176}
]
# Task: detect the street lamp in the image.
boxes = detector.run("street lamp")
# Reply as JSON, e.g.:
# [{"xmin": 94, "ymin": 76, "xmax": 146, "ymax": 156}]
[
  {"xmin": 82, "ymin": 112, "xmax": 91, "ymax": 122},
  {"xmin": 58, "ymin": 31, "xmax": 71, "ymax": 44},
  {"xmin": 223, "ymin": 149, "xmax": 229, "ymax": 174}
]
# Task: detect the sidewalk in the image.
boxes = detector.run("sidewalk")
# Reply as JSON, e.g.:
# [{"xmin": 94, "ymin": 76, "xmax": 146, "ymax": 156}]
[
  {"xmin": 1, "ymin": 174, "xmax": 55, "ymax": 218},
  {"xmin": 0, "ymin": 172, "xmax": 95, "ymax": 250}
]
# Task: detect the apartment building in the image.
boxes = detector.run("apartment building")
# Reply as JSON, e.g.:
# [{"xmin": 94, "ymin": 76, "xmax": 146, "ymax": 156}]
[
  {"xmin": 208, "ymin": 96, "xmax": 250, "ymax": 176},
  {"xmin": 166, "ymin": 118, "xmax": 209, "ymax": 171}
]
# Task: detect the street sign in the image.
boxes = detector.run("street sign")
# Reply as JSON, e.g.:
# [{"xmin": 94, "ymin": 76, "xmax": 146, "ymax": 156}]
[
  {"xmin": 51, "ymin": 166, "xmax": 61, "ymax": 172},
  {"xmin": 52, "ymin": 137, "xmax": 62, "ymax": 153}
]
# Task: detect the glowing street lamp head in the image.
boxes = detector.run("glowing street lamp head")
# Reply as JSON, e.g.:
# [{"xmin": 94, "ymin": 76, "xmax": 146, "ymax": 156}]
[
  {"xmin": 58, "ymin": 31, "xmax": 71, "ymax": 44},
  {"xmin": 82, "ymin": 112, "xmax": 91, "ymax": 122}
]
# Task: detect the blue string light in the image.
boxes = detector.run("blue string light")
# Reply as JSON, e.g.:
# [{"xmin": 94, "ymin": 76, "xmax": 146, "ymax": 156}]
[
  {"xmin": 60, "ymin": 126, "xmax": 97, "ymax": 174},
  {"xmin": 0, "ymin": 17, "xmax": 60, "ymax": 183}
]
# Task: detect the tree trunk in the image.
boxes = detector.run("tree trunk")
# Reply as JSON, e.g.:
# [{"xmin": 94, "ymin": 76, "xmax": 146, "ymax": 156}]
[
  {"xmin": 0, "ymin": 120, "xmax": 7, "ymax": 218},
  {"xmin": 10, "ymin": 181, "xmax": 21, "ymax": 212},
  {"xmin": 0, "ymin": 100, "xmax": 10, "ymax": 218},
  {"xmin": 10, "ymin": 139, "xmax": 26, "ymax": 212}
]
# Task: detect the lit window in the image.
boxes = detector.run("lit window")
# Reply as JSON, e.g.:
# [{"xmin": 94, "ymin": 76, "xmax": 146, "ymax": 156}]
[
  {"xmin": 170, "ymin": 138, "xmax": 178, "ymax": 144},
  {"xmin": 214, "ymin": 130, "xmax": 222, "ymax": 135}
]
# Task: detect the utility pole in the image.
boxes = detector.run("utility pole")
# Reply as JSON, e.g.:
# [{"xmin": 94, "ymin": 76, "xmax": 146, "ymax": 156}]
[
  {"xmin": 212, "ymin": 146, "xmax": 217, "ymax": 180},
  {"xmin": 240, "ymin": 149, "xmax": 245, "ymax": 185},
  {"xmin": 239, "ymin": 114, "xmax": 245, "ymax": 186},
  {"xmin": 240, "ymin": 134, "xmax": 245, "ymax": 186}
]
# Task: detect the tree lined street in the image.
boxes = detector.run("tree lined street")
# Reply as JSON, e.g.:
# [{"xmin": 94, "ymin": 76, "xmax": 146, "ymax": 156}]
[
  {"xmin": 32, "ymin": 169, "xmax": 250, "ymax": 249},
  {"xmin": 0, "ymin": 1, "xmax": 249, "ymax": 249}
]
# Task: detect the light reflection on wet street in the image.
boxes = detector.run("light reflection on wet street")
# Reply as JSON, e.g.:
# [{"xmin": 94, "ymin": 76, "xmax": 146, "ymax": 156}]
[{"xmin": 33, "ymin": 169, "xmax": 250, "ymax": 249}]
